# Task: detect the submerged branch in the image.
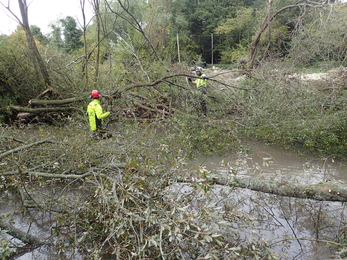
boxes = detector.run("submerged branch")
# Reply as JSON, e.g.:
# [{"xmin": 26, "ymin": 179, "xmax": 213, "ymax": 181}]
[
  {"xmin": 205, "ymin": 174, "xmax": 347, "ymax": 202},
  {"xmin": 0, "ymin": 219, "xmax": 45, "ymax": 246}
]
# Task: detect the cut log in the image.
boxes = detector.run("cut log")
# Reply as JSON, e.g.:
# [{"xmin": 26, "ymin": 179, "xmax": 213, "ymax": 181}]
[
  {"xmin": 10, "ymin": 106, "xmax": 76, "ymax": 114},
  {"xmin": 29, "ymin": 97, "xmax": 77, "ymax": 106}
]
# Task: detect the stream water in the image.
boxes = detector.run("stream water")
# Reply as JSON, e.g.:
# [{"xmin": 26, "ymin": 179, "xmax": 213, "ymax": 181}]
[
  {"xmin": 1, "ymin": 142, "xmax": 347, "ymax": 259},
  {"xmin": 190, "ymin": 141, "xmax": 347, "ymax": 259}
]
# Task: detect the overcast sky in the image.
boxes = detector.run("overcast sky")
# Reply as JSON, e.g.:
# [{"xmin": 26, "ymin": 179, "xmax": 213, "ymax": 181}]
[
  {"xmin": 0, "ymin": 0, "xmax": 94, "ymax": 35},
  {"xmin": 1, "ymin": 0, "xmax": 347, "ymax": 36}
]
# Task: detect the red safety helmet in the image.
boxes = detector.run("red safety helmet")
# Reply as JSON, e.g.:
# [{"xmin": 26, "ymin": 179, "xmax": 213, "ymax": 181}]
[{"xmin": 90, "ymin": 90, "xmax": 101, "ymax": 99}]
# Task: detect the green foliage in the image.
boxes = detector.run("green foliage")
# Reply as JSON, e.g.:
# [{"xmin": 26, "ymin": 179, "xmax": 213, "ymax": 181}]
[
  {"xmin": 30, "ymin": 25, "xmax": 49, "ymax": 45},
  {"xmin": 288, "ymin": 4, "xmax": 347, "ymax": 66},
  {"xmin": 48, "ymin": 16, "xmax": 83, "ymax": 53},
  {"xmin": 0, "ymin": 233, "xmax": 12, "ymax": 260},
  {"xmin": 168, "ymin": 0, "xmax": 255, "ymax": 63},
  {"xmin": 0, "ymin": 118, "xmax": 257, "ymax": 259},
  {"xmin": 0, "ymin": 32, "xmax": 46, "ymax": 109},
  {"xmin": 61, "ymin": 16, "xmax": 83, "ymax": 53},
  {"xmin": 234, "ymin": 64, "xmax": 347, "ymax": 158},
  {"xmin": 219, "ymin": 43, "xmax": 250, "ymax": 64},
  {"xmin": 49, "ymin": 24, "xmax": 64, "ymax": 49}
]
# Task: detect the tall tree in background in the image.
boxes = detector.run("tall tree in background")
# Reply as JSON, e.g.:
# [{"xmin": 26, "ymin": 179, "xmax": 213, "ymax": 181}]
[
  {"xmin": 30, "ymin": 25, "xmax": 48, "ymax": 45},
  {"xmin": 61, "ymin": 16, "xmax": 83, "ymax": 53},
  {"xmin": 50, "ymin": 24, "xmax": 65, "ymax": 49}
]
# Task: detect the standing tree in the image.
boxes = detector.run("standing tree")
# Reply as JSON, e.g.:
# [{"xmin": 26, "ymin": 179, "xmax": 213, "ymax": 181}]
[
  {"xmin": 90, "ymin": 0, "xmax": 101, "ymax": 85},
  {"xmin": 1, "ymin": 0, "xmax": 51, "ymax": 87},
  {"xmin": 60, "ymin": 16, "xmax": 83, "ymax": 53}
]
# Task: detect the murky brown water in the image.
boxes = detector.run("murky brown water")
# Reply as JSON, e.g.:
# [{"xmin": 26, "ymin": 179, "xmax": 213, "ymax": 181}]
[
  {"xmin": 190, "ymin": 141, "xmax": 347, "ymax": 259},
  {"xmin": 194, "ymin": 141, "xmax": 347, "ymax": 184},
  {"xmin": 2, "ymin": 141, "xmax": 347, "ymax": 259}
]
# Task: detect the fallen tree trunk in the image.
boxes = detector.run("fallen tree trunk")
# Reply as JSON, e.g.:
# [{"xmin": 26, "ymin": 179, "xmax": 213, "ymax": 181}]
[
  {"xmin": 0, "ymin": 219, "xmax": 45, "ymax": 246},
  {"xmin": 204, "ymin": 174, "xmax": 347, "ymax": 202},
  {"xmin": 10, "ymin": 106, "xmax": 76, "ymax": 114},
  {"xmin": 1, "ymin": 170, "xmax": 94, "ymax": 179},
  {"xmin": 28, "ymin": 97, "xmax": 77, "ymax": 106},
  {"xmin": 2, "ymin": 169, "xmax": 346, "ymax": 202}
]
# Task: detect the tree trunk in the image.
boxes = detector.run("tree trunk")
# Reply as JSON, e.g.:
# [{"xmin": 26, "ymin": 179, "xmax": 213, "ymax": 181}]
[
  {"xmin": 0, "ymin": 139, "xmax": 55, "ymax": 159},
  {"xmin": 17, "ymin": 0, "xmax": 51, "ymax": 87},
  {"xmin": 204, "ymin": 174, "xmax": 347, "ymax": 202},
  {"xmin": 0, "ymin": 219, "xmax": 44, "ymax": 246},
  {"xmin": 10, "ymin": 106, "xmax": 76, "ymax": 114},
  {"xmin": 91, "ymin": 0, "xmax": 101, "ymax": 85},
  {"xmin": 29, "ymin": 98, "xmax": 77, "ymax": 106}
]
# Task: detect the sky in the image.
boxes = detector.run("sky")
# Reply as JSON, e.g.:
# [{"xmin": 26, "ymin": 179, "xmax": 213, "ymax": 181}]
[
  {"xmin": 1, "ymin": 0, "xmax": 347, "ymax": 36},
  {"xmin": 0, "ymin": 0, "xmax": 94, "ymax": 35}
]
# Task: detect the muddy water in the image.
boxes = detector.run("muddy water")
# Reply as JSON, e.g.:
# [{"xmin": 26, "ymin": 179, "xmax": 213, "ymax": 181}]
[
  {"xmin": 194, "ymin": 141, "xmax": 347, "ymax": 184},
  {"xmin": 0, "ymin": 189, "xmax": 83, "ymax": 260},
  {"xmin": 2, "ymin": 142, "xmax": 347, "ymax": 259},
  {"xmin": 190, "ymin": 141, "xmax": 347, "ymax": 259}
]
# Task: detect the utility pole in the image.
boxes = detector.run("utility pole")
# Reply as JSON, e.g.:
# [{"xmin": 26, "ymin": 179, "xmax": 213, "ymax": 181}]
[
  {"xmin": 211, "ymin": 34, "xmax": 214, "ymax": 67},
  {"xmin": 177, "ymin": 33, "xmax": 181, "ymax": 63}
]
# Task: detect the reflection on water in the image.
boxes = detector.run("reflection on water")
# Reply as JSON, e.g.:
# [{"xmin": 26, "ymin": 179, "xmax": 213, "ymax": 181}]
[
  {"xmin": 194, "ymin": 141, "xmax": 347, "ymax": 184},
  {"xmin": 0, "ymin": 189, "xmax": 83, "ymax": 260},
  {"xmin": 1, "ymin": 142, "xmax": 347, "ymax": 259},
  {"xmin": 189, "ymin": 141, "xmax": 347, "ymax": 259}
]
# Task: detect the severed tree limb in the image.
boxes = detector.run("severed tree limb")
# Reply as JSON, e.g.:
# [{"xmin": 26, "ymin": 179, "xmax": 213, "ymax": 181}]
[
  {"xmin": 0, "ymin": 139, "xmax": 55, "ymax": 159},
  {"xmin": 10, "ymin": 106, "xmax": 77, "ymax": 114},
  {"xmin": 0, "ymin": 219, "xmax": 45, "ymax": 246},
  {"xmin": 1, "ymin": 162, "xmax": 125, "ymax": 178},
  {"xmin": 115, "ymin": 73, "xmax": 248, "ymax": 95},
  {"xmin": 203, "ymin": 174, "xmax": 347, "ymax": 202},
  {"xmin": 0, "ymin": 171, "xmax": 94, "ymax": 179},
  {"xmin": 28, "ymin": 98, "xmax": 77, "ymax": 106},
  {"xmin": 0, "ymin": 136, "xmax": 25, "ymax": 143},
  {"xmin": 128, "ymin": 95, "xmax": 171, "ymax": 117}
]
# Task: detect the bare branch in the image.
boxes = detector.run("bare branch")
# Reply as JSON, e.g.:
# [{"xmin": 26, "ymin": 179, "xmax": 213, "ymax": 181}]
[
  {"xmin": 115, "ymin": 73, "xmax": 249, "ymax": 95},
  {"xmin": 0, "ymin": 139, "xmax": 55, "ymax": 159},
  {"xmin": 104, "ymin": 0, "xmax": 167, "ymax": 69}
]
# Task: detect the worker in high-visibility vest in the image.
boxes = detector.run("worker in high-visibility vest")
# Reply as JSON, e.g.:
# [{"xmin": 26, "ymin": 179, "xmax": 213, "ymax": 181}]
[
  {"xmin": 87, "ymin": 90, "xmax": 111, "ymax": 139},
  {"xmin": 188, "ymin": 67, "xmax": 207, "ymax": 116}
]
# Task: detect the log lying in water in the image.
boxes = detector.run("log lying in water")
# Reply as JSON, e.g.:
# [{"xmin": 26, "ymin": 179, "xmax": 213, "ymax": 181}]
[
  {"xmin": 0, "ymin": 219, "xmax": 45, "ymax": 246},
  {"xmin": 204, "ymin": 174, "xmax": 347, "ymax": 202}
]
